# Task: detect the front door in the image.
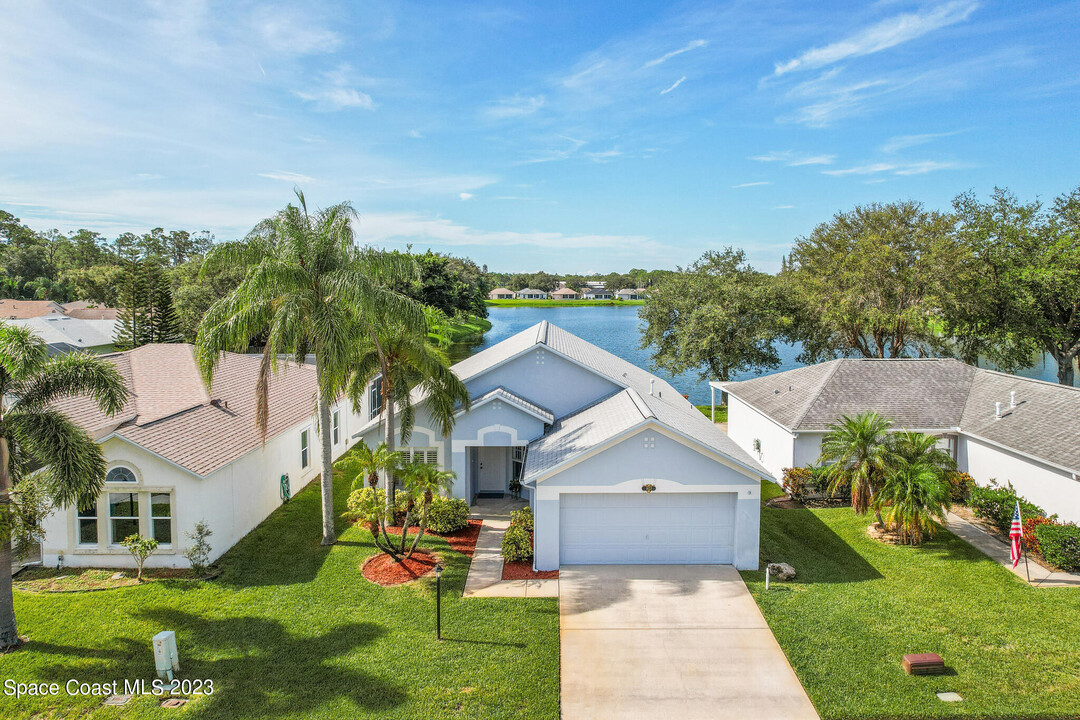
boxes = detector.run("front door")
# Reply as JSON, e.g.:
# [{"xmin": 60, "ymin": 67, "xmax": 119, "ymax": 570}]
[{"xmin": 477, "ymin": 447, "xmax": 507, "ymax": 495}]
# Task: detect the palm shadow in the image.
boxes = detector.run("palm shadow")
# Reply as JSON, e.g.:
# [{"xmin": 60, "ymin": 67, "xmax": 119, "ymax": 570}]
[
  {"xmin": 758, "ymin": 505, "xmax": 884, "ymax": 583},
  {"xmin": 31, "ymin": 609, "xmax": 404, "ymax": 718}
]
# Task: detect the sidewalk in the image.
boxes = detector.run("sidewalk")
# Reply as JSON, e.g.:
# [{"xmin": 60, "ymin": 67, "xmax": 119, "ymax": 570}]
[
  {"xmin": 461, "ymin": 497, "xmax": 558, "ymax": 599},
  {"xmin": 946, "ymin": 512, "xmax": 1080, "ymax": 588}
]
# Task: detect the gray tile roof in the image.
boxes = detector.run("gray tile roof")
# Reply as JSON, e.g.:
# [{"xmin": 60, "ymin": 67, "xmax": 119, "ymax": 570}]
[
  {"xmin": 468, "ymin": 386, "xmax": 555, "ymax": 423},
  {"xmin": 720, "ymin": 359, "xmax": 1080, "ymax": 473}
]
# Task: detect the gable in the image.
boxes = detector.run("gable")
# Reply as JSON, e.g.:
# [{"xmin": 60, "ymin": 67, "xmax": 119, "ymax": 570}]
[{"xmin": 466, "ymin": 348, "xmax": 621, "ymax": 418}]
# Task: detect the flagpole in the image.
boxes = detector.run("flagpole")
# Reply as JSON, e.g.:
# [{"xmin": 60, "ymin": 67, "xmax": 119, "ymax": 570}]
[{"xmin": 1022, "ymin": 538, "xmax": 1031, "ymax": 584}]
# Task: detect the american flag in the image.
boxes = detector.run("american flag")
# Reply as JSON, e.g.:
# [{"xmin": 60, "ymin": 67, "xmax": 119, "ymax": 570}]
[{"xmin": 1009, "ymin": 500, "xmax": 1024, "ymax": 569}]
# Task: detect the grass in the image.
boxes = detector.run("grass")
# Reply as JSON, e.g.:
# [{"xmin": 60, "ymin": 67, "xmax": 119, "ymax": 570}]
[
  {"xmin": 446, "ymin": 315, "xmax": 492, "ymax": 343},
  {"xmin": 695, "ymin": 404, "xmax": 727, "ymax": 423},
  {"xmin": 13, "ymin": 567, "xmax": 197, "ymax": 592},
  {"xmin": 743, "ymin": 481, "xmax": 1080, "ymax": 719},
  {"xmin": 1, "ymin": 458, "xmax": 559, "ymax": 719},
  {"xmin": 484, "ymin": 298, "xmax": 644, "ymax": 307}
]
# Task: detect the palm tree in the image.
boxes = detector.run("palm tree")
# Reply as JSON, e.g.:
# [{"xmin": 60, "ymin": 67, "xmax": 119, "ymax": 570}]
[
  {"xmin": 872, "ymin": 430, "xmax": 956, "ymax": 545},
  {"xmin": 874, "ymin": 460, "xmax": 952, "ymax": 545},
  {"xmin": 819, "ymin": 412, "xmax": 894, "ymax": 518},
  {"xmin": 399, "ymin": 462, "xmax": 455, "ymax": 558},
  {"xmin": 340, "ymin": 442, "xmax": 400, "ymax": 490},
  {"xmin": 196, "ymin": 190, "xmax": 422, "ymax": 546},
  {"xmin": 346, "ymin": 306, "xmax": 469, "ymax": 550},
  {"xmin": 0, "ymin": 325, "xmax": 127, "ymax": 648}
]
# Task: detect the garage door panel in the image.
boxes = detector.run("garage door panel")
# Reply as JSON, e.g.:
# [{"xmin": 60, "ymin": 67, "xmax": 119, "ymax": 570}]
[{"xmin": 559, "ymin": 492, "xmax": 736, "ymax": 565}]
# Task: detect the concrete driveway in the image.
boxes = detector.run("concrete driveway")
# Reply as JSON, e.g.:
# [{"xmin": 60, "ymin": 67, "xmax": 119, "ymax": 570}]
[{"xmin": 560, "ymin": 565, "xmax": 819, "ymax": 720}]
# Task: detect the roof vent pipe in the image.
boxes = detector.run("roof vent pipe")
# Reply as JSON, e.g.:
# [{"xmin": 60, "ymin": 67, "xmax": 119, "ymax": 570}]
[
  {"xmin": 995, "ymin": 401, "xmax": 1002, "ymax": 419},
  {"xmin": 649, "ymin": 378, "xmax": 655, "ymax": 396},
  {"xmin": 1010, "ymin": 391, "xmax": 1017, "ymax": 408}
]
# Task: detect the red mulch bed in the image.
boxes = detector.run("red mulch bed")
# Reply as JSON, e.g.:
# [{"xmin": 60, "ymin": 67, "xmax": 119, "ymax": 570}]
[
  {"xmin": 377, "ymin": 519, "xmax": 483, "ymax": 558},
  {"xmin": 361, "ymin": 549, "xmax": 438, "ymax": 586},
  {"xmin": 502, "ymin": 561, "xmax": 558, "ymax": 581}
]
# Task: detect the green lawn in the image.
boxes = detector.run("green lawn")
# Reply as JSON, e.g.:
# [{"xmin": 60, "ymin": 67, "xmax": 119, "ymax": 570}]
[
  {"xmin": 0, "ymin": 462, "xmax": 559, "ymax": 719},
  {"xmin": 744, "ymin": 481, "xmax": 1080, "ymax": 719},
  {"xmin": 446, "ymin": 315, "xmax": 492, "ymax": 343},
  {"xmin": 695, "ymin": 404, "xmax": 728, "ymax": 423},
  {"xmin": 484, "ymin": 298, "xmax": 644, "ymax": 307}
]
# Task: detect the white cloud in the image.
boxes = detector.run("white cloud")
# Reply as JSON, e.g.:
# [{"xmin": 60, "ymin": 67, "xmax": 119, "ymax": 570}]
[
  {"xmin": 773, "ymin": 205, "xmax": 795, "ymax": 210},
  {"xmin": 822, "ymin": 160, "xmax": 964, "ymax": 176},
  {"xmin": 484, "ymin": 94, "xmax": 546, "ymax": 120},
  {"xmin": 881, "ymin": 130, "xmax": 961, "ymax": 153},
  {"xmin": 732, "ymin": 181, "xmax": 771, "ymax": 188},
  {"xmin": 296, "ymin": 65, "xmax": 375, "ymax": 111},
  {"xmin": 258, "ymin": 171, "xmax": 315, "ymax": 183},
  {"xmin": 660, "ymin": 76, "xmax": 687, "ymax": 95},
  {"xmin": 408, "ymin": 129, "xmax": 424, "ymax": 138},
  {"xmin": 586, "ymin": 149, "xmax": 623, "ymax": 162},
  {"xmin": 750, "ymin": 150, "xmax": 835, "ymax": 166},
  {"xmin": 642, "ymin": 39, "xmax": 707, "ymax": 69},
  {"xmin": 253, "ymin": 8, "xmax": 342, "ymax": 56},
  {"xmin": 772, "ymin": 1, "xmax": 978, "ymax": 76},
  {"xmin": 459, "ymin": 192, "xmax": 474, "ymax": 201}
]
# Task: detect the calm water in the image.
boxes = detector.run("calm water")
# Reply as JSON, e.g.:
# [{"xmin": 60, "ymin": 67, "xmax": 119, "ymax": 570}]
[{"xmin": 451, "ymin": 306, "xmax": 1070, "ymax": 405}]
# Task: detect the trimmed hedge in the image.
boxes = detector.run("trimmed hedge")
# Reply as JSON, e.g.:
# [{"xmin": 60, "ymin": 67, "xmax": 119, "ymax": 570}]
[
  {"xmin": 501, "ymin": 524, "xmax": 532, "ymax": 562},
  {"xmin": 510, "ymin": 506, "xmax": 534, "ymax": 533},
  {"xmin": 425, "ymin": 497, "xmax": 470, "ymax": 534},
  {"xmin": 970, "ymin": 482, "xmax": 1046, "ymax": 534},
  {"xmin": 1033, "ymin": 523, "xmax": 1080, "ymax": 572}
]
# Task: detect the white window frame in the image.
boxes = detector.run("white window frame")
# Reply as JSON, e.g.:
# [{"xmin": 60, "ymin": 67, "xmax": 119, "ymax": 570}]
[
  {"xmin": 332, "ymin": 410, "xmax": 340, "ymax": 446},
  {"xmin": 77, "ymin": 502, "xmax": 99, "ymax": 546},
  {"xmin": 150, "ymin": 492, "xmax": 173, "ymax": 546},
  {"xmin": 301, "ymin": 429, "xmax": 310, "ymax": 468},
  {"xmin": 108, "ymin": 492, "xmax": 140, "ymax": 545},
  {"xmin": 368, "ymin": 377, "xmax": 383, "ymax": 420}
]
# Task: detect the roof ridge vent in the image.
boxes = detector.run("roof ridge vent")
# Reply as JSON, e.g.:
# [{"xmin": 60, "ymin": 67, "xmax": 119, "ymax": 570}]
[{"xmin": 537, "ymin": 319, "xmax": 549, "ymax": 345}]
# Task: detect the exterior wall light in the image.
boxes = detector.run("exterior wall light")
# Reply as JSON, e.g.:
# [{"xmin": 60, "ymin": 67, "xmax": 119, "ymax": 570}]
[{"xmin": 641, "ymin": 484, "xmax": 656, "ymax": 493}]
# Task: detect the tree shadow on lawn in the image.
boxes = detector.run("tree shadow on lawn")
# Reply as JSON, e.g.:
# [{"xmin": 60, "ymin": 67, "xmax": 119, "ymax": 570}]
[
  {"xmin": 31, "ymin": 609, "xmax": 405, "ymax": 718},
  {"xmin": 758, "ymin": 506, "xmax": 883, "ymax": 584}
]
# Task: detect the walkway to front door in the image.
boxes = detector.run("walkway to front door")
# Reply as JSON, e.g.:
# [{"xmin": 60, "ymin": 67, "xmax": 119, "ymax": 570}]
[
  {"xmin": 461, "ymin": 497, "xmax": 557, "ymax": 598},
  {"xmin": 559, "ymin": 565, "xmax": 820, "ymax": 720}
]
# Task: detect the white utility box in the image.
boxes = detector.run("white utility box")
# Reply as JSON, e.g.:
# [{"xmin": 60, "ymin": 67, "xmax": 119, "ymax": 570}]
[{"xmin": 153, "ymin": 630, "xmax": 180, "ymax": 680}]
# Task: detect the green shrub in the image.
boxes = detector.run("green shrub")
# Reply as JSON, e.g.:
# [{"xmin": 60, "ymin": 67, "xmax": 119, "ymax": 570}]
[
  {"xmin": 970, "ymin": 481, "xmax": 1047, "ymax": 534},
  {"xmin": 1033, "ymin": 523, "xmax": 1080, "ymax": 572},
  {"xmin": 425, "ymin": 497, "xmax": 470, "ymax": 534},
  {"xmin": 945, "ymin": 471, "xmax": 976, "ymax": 504},
  {"xmin": 501, "ymin": 523, "xmax": 532, "ymax": 562},
  {"xmin": 781, "ymin": 467, "xmax": 811, "ymax": 500},
  {"xmin": 346, "ymin": 487, "xmax": 417, "ymax": 526},
  {"xmin": 510, "ymin": 505, "xmax": 534, "ymax": 532}
]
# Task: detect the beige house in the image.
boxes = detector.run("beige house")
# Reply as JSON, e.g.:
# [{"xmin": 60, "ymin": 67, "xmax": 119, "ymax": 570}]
[
  {"xmin": 488, "ymin": 287, "xmax": 515, "ymax": 300},
  {"xmin": 551, "ymin": 287, "xmax": 578, "ymax": 300}
]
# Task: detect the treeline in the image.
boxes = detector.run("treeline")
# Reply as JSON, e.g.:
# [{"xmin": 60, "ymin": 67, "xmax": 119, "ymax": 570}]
[
  {"xmin": 0, "ymin": 211, "xmax": 490, "ymax": 344},
  {"xmin": 641, "ymin": 186, "xmax": 1080, "ymax": 386},
  {"xmin": 485, "ymin": 269, "xmax": 675, "ymax": 292}
]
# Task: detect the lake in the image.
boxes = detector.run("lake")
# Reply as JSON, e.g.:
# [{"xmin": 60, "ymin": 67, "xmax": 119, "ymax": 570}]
[{"xmin": 450, "ymin": 306, "xmax": 1071, "ymax": 405}]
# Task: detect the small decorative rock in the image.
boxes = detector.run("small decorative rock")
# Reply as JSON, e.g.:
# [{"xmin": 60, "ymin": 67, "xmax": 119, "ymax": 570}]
[
  {"xmin": 767, "ymin": 562, "xmax": 796, "ymax": 581},
  {"xmin": 110, "ymin": 572, "xmax": 125, "ymax": 581}
]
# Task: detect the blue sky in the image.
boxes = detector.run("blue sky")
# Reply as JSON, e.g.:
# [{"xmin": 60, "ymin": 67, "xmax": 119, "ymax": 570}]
[{"xmin": 1, "ymin": 1, "xmax": 1077, "ymax": 273}]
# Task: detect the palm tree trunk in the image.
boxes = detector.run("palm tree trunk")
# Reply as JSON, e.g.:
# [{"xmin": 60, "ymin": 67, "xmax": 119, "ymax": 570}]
[
  {"xmin": 383, "ymin": 397, "xmax": 396, "ymax": 527},
  {"xmin": 314, "ymin": 355, "xmax": 336, "ymax": 547},
  {"xmin": 0, "ymin": 438, "xmax": 19, "ymax": 649}
]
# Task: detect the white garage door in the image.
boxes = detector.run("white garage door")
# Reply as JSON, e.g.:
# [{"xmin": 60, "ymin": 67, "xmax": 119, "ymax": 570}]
[{"xmin": 559, "ymin": 492, "xmax": 736, "ymax": 565}]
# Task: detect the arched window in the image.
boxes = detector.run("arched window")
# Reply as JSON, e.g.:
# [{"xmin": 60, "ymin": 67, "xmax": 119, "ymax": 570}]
[{"xmin": 106, "ymin": 466, "xmax": 137, "ymax": 484}]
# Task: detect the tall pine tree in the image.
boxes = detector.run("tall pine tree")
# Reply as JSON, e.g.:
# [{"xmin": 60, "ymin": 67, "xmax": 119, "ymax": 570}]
[{"xmin": 112, "ymin": 238, "xmax": 181, "ymax": 349}]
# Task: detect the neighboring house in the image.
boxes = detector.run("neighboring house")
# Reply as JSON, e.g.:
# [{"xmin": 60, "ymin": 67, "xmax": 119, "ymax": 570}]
[
  {"xmin": 581, "ymin": 287, "xmax": 613, "ymax": 300},
  {"xmin": 41, "ymin": 344, "xmax": 366, "ymax": 569},
  {"xmin": 515, "ymin": 288, "xmax": 548, "ymax": 299},
  {"xmin": 0, "ymin": 299, "xmax": 66, "ymax": 319},
  {"xmin": 10, "ymin": 315, "xmax": 117, "ymax": 354},
  {"xmin": 488, "ymin": 288, "xmax": 516, "ymax": 300},
  {"xmin": 356, "ymin": 321, "xmax": 768, "ymax": 571},
  {"xmin": 715, "ymin": 359, "xmax": 1080, "ymax": 524},
  {"xmin": 550, "ymin": 287, "xmax": 578, "ymax": 300},
  {"xmin": 615, "ymin": 288, "xmax": 647, "ymax": 300},
  {"xmin": 62, "ymin": 301, "xmax": 119, "ymax": 321}
]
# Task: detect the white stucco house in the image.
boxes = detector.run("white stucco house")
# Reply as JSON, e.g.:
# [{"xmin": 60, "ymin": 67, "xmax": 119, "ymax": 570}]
[
  {"xmin": 356, "ymin": 321, "xmax": 769, "ymax": 571},
  {"xmin": 581, "ymin": 287, "xmax": 612, "ymax": 300},
  {"xmin": 615, "ymin": 288, "xmax": 647, "ymax": 300},
  {"xmin": 515, "ymin": 288, "xmax": 548, "ymax": 299},
  {"xmin": 714, "ymin": 359, "xmax": 1080, "ymax": 524},
  {"xmin": 42, "ymin": 344, "xmax": 366, "ymax": 569}
]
